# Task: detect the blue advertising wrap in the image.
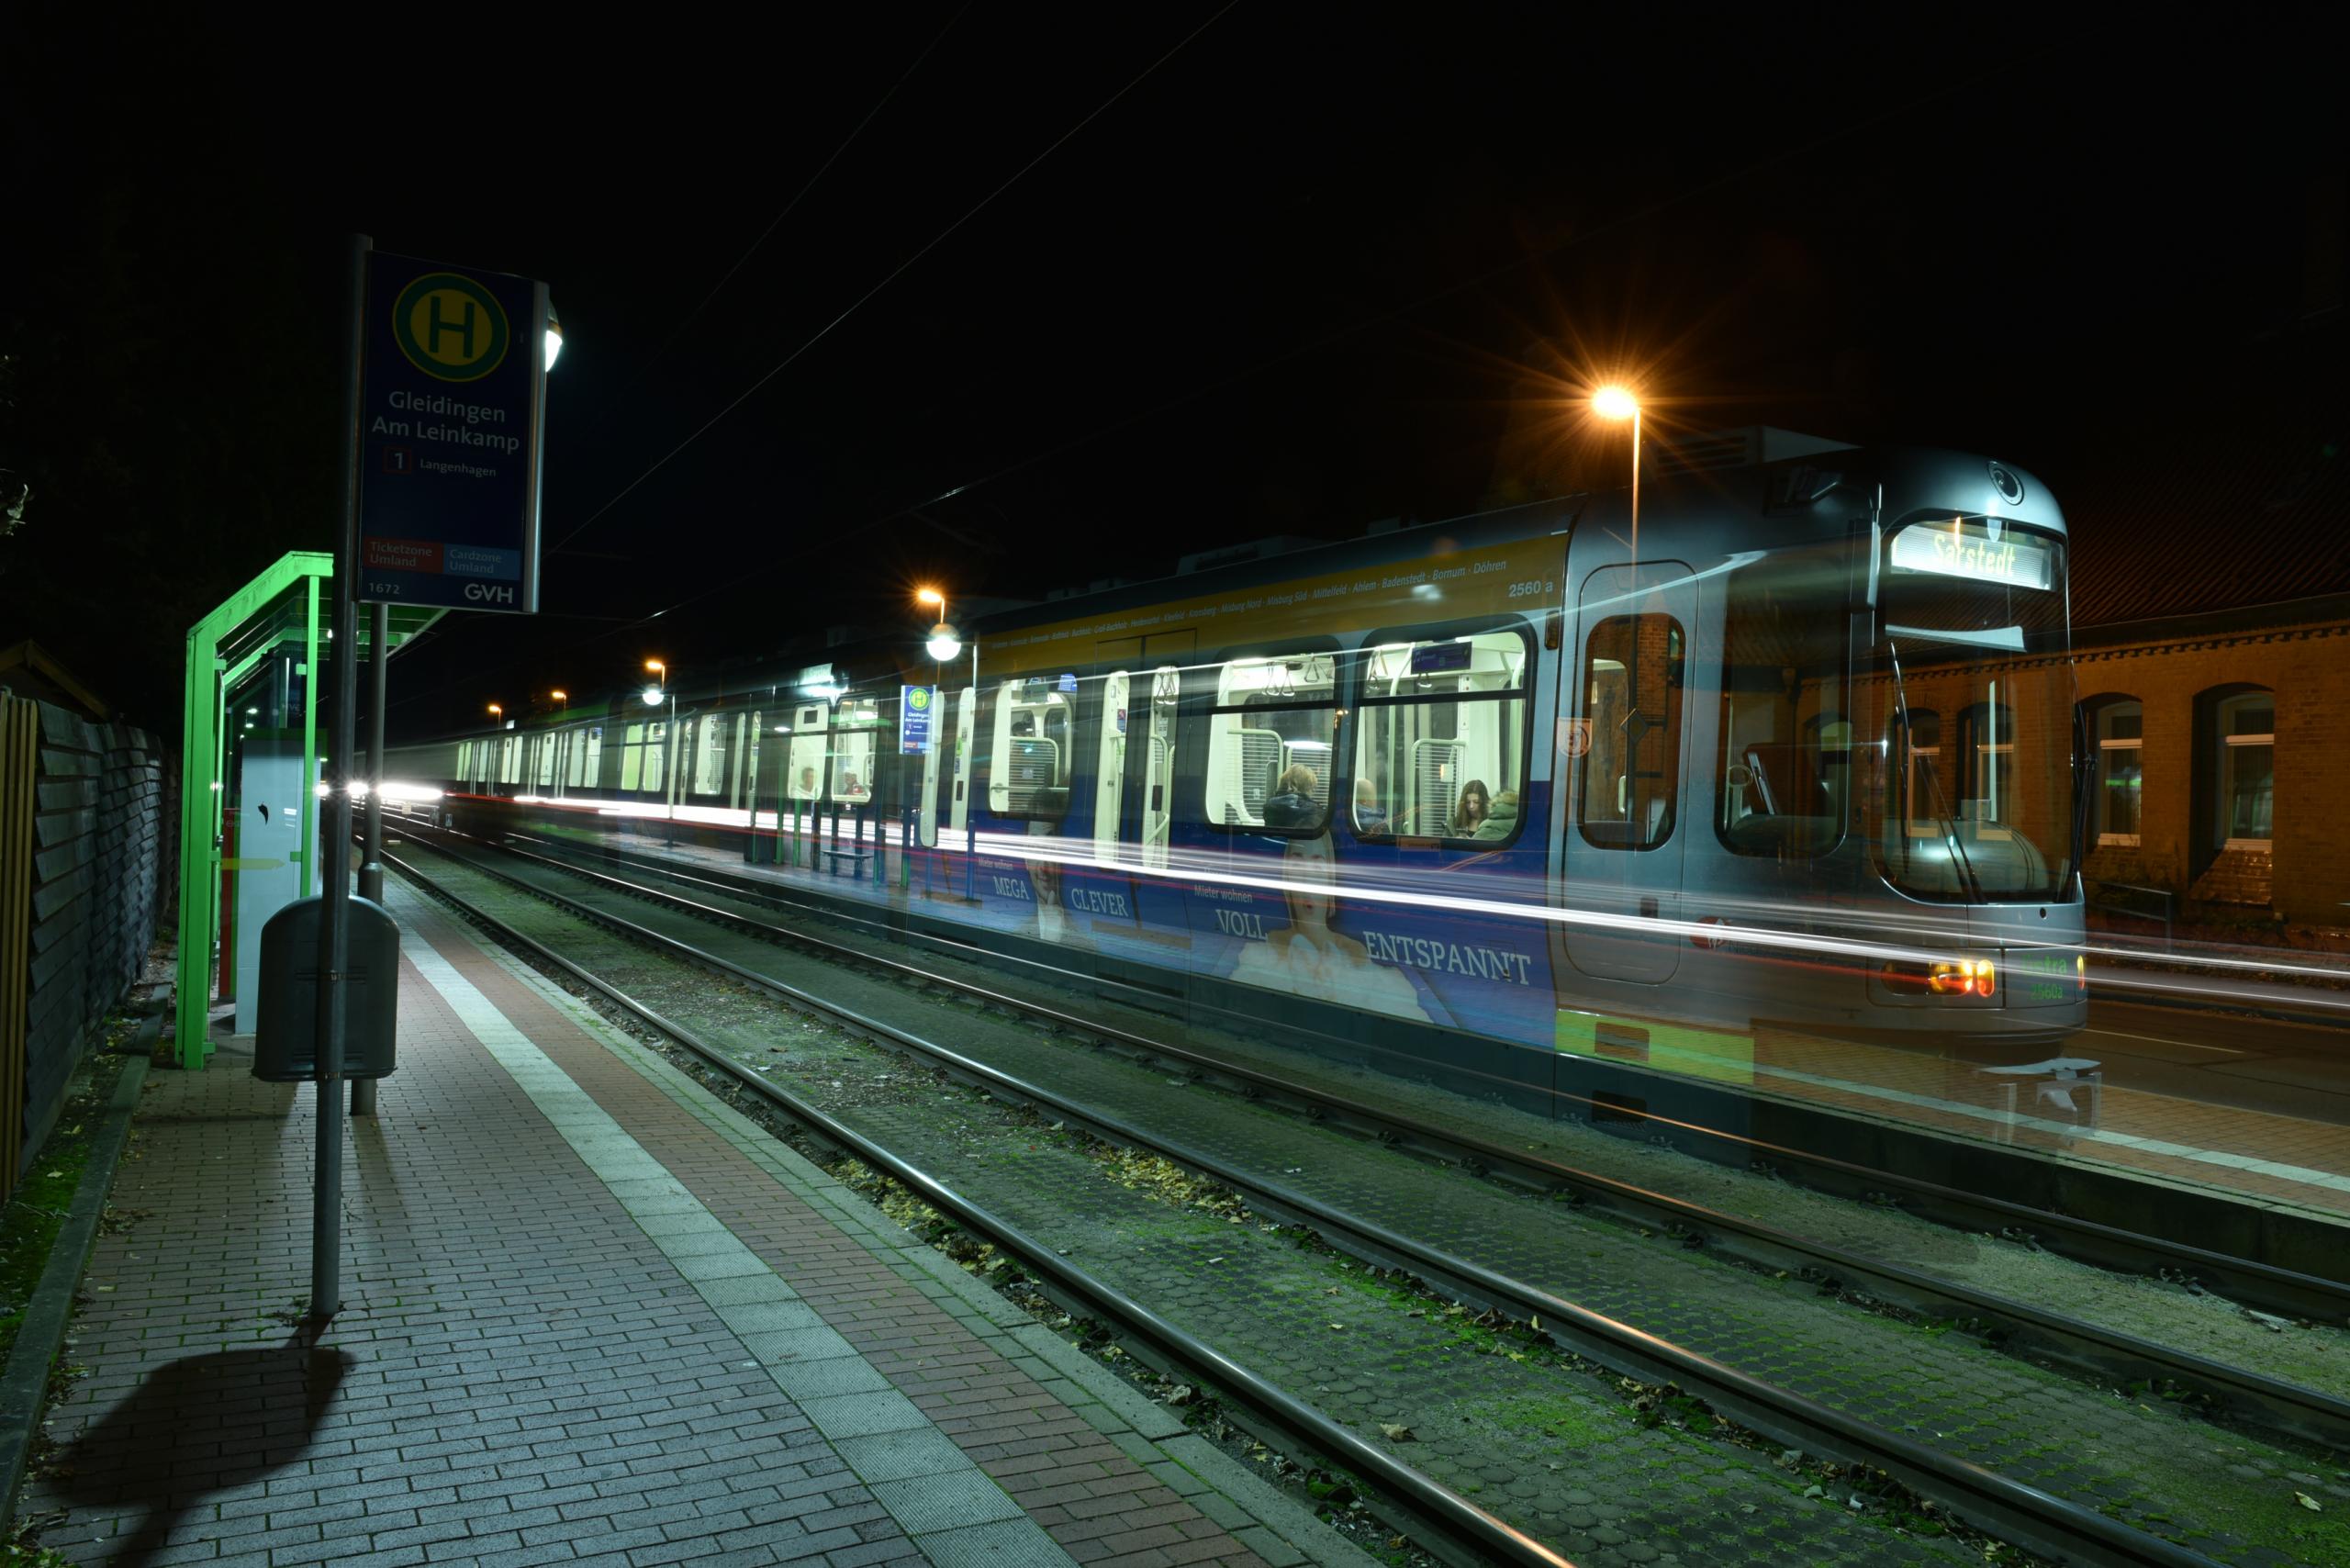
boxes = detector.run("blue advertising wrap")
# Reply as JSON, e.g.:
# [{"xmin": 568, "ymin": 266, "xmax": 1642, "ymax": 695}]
[{"xmin": 355, "ymin": 252, "xmax": 548, "ymax": 612}]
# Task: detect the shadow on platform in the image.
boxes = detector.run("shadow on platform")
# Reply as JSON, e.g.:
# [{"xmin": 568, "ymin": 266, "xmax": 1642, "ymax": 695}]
[{"xmin": 50, "ymin": 1337, "xmax": 352, "ymax": 1566}]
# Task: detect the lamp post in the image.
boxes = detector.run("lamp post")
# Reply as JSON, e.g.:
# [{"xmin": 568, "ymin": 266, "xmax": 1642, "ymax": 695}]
[
  {"xmin": 1592, "ymin": 384, "xmax": 1641, "ymax": 564},
  {"xmin": 644, "ymin": 659, "xmax": 677, "ymax": 845},
  {"xmin": 916, "ymin": 587, "xmax": 977, "ymax": 901}
]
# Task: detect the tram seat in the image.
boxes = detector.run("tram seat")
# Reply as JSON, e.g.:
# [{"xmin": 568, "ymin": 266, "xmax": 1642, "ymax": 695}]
[{"xmin": 1720, "ymin": 815, "xmax": 1839, "ymax": 857}]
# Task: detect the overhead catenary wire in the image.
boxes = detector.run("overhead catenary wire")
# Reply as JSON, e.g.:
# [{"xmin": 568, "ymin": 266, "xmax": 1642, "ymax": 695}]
[
  {"xmin": 614, "ymin": 8, "xmax": 970, "ymax": 398},
  {"xmin": 392, "ymin": 4, "xmax": 1241, "ymax": 714},
  {"xmin": 872, "ymin": 48, "xmax": 2049, "ymax": 529},
  {"xmin": 546, "ymin": 5, "xmax": 971, "ymax": 538},
  {"xmin": 400, "ymin": 33, "xmax": 2034, "ymax": 720},
  {"xmin": 545, "ymin": 0, "xmax": 1243, "ymax": 557}
]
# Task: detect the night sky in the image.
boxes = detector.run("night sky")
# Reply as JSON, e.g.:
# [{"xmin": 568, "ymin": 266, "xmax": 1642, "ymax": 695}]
[{"xmin": 5, "ymin": 8, "xmax": 2341, "ymax": 740}]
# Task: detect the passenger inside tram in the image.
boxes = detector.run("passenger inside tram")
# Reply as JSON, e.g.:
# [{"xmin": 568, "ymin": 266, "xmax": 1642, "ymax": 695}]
[
  {"xmin": 1351, "ymin": 778, "xmax": 1387, "ymax": 834},
  {"xmin": 1451, "ymin": 778, "xmax": 1492, "ymax": 835},
  {"xmin": 1263, "ymin": 764, "xmax": 1321, "ymax": 828},
  {"xmin": 1472, "ymin": 789, "xmax": 1518, "ymax": 842}
]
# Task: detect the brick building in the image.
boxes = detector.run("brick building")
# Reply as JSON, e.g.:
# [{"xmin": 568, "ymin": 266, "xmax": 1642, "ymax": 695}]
[{"xmin": 2065, "ymin": 395, "xmax": 2348, "ymax": 925}]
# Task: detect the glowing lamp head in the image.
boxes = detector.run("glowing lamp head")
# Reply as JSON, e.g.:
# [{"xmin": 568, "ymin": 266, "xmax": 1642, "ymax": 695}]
[
  {"xmin": 643, "ymin": 658, "xmax": 665, "ymax": 674},
  {"xmin": 925, "ymin": 623, "xmax": 963, "ymax": 663},
  {"xmin": 544, "ymin": 302, "xmax": 564, "ymax": 372},
  {"xmin": 487, "ymin": 703, "xmax": 503, "ymax": 716},
  {"xmin": 915, "ymin": 587, "xmax": 944, "ymax": 607},
  {"xmin": 643, "ymin": 687, "xmax": 665, "ymax": 707},
  {"xmin": 1592, "ymin": 385, "xmax": 1640, "ymax": 421}
]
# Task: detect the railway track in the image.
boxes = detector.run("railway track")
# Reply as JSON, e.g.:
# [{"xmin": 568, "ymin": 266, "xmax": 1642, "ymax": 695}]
[
  {"xmin": 490, "ymin": 825, "xmax": 2350, "ymax": 1324},
  {"xmin": 383, "ymin": 821, "xmax": 2350, "ymax": 1566},
  {"xmin": 448, "ymin": 819, "xmax": 2350, "ymax": 1396}
]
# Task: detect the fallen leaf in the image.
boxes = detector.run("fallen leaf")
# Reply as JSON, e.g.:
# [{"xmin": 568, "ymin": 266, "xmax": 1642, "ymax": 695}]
[
  {"xmin": 1378, "ymin": 1423, "xmax": 1415, "ymax": 1442},
  {"xmin": 1327, "ymin": 1323, "xmax": 1345, "ymax": 1331},
  {"xmin": 2297, "ymin": 1492, "xmax": 2323, "ymax": 1512}
]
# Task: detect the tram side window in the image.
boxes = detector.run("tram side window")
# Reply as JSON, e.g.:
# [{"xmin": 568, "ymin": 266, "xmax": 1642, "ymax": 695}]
[
  {"xmin": 456, "ymin": 742, "xmax": 472, "ymax": 782},
  {"xmin": 499, "ymin": 736, "xmax": 523, "ymax": 786},
  {"xmin": 565, "ymin": 727, "xmax": 594, "ymax": 789},
  {"xmin": 620, "ymin": 721, "xmax": 666, "ymax": 792},
  {"xmin": 1578, "ymin": 615, "xmax": 1684, "ymax": 850},
  {"xmin": 786, "ymin": 704, "xmax": 829, "ymax": 803},
  {"xmin": 1716, "ymin": 549, "xmax": 1849, "ymax": 857},
  {"xmin": 537, "ymin": 734, "xmax": 559, "ymax": 788},
  {"xmin": 829, "ymin": 694, "xmax": 879, "ymax": 803},
  {"xmin": 1200, "ymin": 653, "xmax": 1336, "ymax": 834},
  {"xmin": 988, "ymin": 677, "xmax": 1073, "ymax": 821},
  {"xmin": 691, "ymin": 713, "xmax": 728, "ymax": 796},
  {"xmin": 1351, "ymin": 631, "xmax": 1530, "ymax": 842}
]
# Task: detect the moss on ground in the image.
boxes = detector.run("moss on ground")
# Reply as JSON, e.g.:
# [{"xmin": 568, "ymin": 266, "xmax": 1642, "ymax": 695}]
[{"xmin": 0, "ymin": 1045, "xmax": 130, "ymax": 1371}]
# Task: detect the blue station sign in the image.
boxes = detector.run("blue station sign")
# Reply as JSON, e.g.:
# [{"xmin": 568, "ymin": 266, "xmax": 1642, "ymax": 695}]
[
  {"xmin": 355, "ymin": 252, "xmax": 549, "ymax": 612},
  {"xmin": 900, "ymin": 685, "xmax": 936, "ymax": 755}
]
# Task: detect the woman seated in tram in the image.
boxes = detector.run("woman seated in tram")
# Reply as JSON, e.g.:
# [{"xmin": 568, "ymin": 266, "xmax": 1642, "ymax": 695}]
[{"xmin": 1450, "ymin": 778, "xmax": 1492, "ymax": 836}]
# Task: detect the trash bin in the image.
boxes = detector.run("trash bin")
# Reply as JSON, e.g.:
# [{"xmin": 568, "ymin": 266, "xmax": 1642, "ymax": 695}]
[{"xmin": 254, "ymin": 895, "xmax": 400, "ymax": 1081}]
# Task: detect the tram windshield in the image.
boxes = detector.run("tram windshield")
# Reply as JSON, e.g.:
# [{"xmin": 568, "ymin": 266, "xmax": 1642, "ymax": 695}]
[{"xmin": 1870, "ymin": 515, "xmax": 2077, "ymax": 903}]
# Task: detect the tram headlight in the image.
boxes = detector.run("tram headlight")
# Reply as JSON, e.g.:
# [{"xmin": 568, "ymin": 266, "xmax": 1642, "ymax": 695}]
[
  {"xmin": 1925, "ymin": 958, "xmax": 1997, "ymax": 998},
  {"xmin": 1880, "ymin": 958, "xmax": 1998, "ymax": 998}
]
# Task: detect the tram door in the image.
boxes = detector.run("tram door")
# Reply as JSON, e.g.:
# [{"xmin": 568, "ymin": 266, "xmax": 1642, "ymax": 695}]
[
  {"xmin": 1092, "ymin": 633, "xmax": 1193, "ymax": 869},
  {"xmin": 1092, "ymin": 671, "xmax": 1129, "ymax": 863},
  {"xmin": 919, "ymin": 692, "xmax": 942, "ymax": 848},
  {"xmin": 1558, "ymin": 562, "xmax": 1695, "ymax": 985},
  {"xmin": 948, "ymin": 689, "xmax": 977, "ymax": 847},
  {"xmin": 1141, "ymin": 666, "xmax": 1181, "ymax": 870}
]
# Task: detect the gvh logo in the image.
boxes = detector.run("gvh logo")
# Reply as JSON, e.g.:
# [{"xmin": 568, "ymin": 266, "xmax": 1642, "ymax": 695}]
[{"xmin": 464, "ymin": 582, "xmax": 516, "ymax": 604}]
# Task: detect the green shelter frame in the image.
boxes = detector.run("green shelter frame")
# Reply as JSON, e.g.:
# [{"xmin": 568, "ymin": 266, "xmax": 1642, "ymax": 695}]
[{"xmin": 174, "ymin": 553, "xmax": 442, "ymax": 1068}]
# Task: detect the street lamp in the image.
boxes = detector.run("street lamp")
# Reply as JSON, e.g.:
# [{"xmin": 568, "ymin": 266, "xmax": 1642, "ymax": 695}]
[
  {"xmin": 487, "ymin": 702, "xmax": 503, "ymax": 721},
  {"xmin": 643, "ymin": 664, "xmax": 677, "ymax": 837},
  {"xmin": 1591, "ymin": 385, "xmax": 1641, "ymax": 562},
  {"xmin": 550, "ymin": 689, "xmax": 568, "ymax": 711},
  {"xmin": 916, "ymin": 587, "xmax": 981, "ymax": 899},
  {"xmin": 545, "ymin": 301, "xmax": 564, "ymax": 372}
]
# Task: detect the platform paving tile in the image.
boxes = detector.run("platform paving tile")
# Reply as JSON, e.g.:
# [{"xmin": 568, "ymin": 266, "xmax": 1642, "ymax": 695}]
[
  {"xmin": 397, "ymin": 893, "xmax": 1327, "ymax": 1568},
  {"xmin": 6, "ymin": 885, "xmax": 1346, "ymax": 1568}
]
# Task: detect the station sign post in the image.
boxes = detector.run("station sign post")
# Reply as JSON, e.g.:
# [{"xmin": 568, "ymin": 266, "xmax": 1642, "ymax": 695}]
[{"xmin": 308, "ymin": 241, "xmax": 552, "ymax": 1322}]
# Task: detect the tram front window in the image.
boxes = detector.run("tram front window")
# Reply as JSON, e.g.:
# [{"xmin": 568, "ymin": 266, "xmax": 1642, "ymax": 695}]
[{"xmin": 1873, "ymin": 516, "xmax": 2076, "ymax": 903}]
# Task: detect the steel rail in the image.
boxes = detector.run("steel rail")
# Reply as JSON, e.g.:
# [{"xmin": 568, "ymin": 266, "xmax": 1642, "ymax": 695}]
[
  {"xmin": 410, "ymin": 817, "xmax": 2350, "ymax": 1450},
  {"xmin": 389, "ymin": 837, "xmax": 2232, "ymax": 1568},
  {"xmin": 380, "ymin": 846, "xmax": 1575, "ymax": 1568},
  {"xmin": 506, "ymin": 824, "xmax": 2350, "ymax": 1321}
]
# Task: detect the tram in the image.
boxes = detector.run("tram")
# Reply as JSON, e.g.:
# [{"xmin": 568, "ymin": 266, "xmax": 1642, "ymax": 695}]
[{"xmin": 392, "ymin": 439, "xmax": 2089, "ymax": 1083}]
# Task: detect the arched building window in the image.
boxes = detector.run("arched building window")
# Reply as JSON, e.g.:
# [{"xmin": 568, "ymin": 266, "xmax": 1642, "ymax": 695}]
[
  {"xmin": 2082, "ymin": 697, "xmax": 2143, "ymax": 846},
  {"xmin": 2214, "ymin": 689, "xmax": 2274, "ymax": 848}
]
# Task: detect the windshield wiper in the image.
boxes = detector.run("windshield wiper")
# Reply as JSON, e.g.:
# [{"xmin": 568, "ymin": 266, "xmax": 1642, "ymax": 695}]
[{"xmin": 1886, "ymin": 638, "xmax": 1986, "ymax": 902}]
